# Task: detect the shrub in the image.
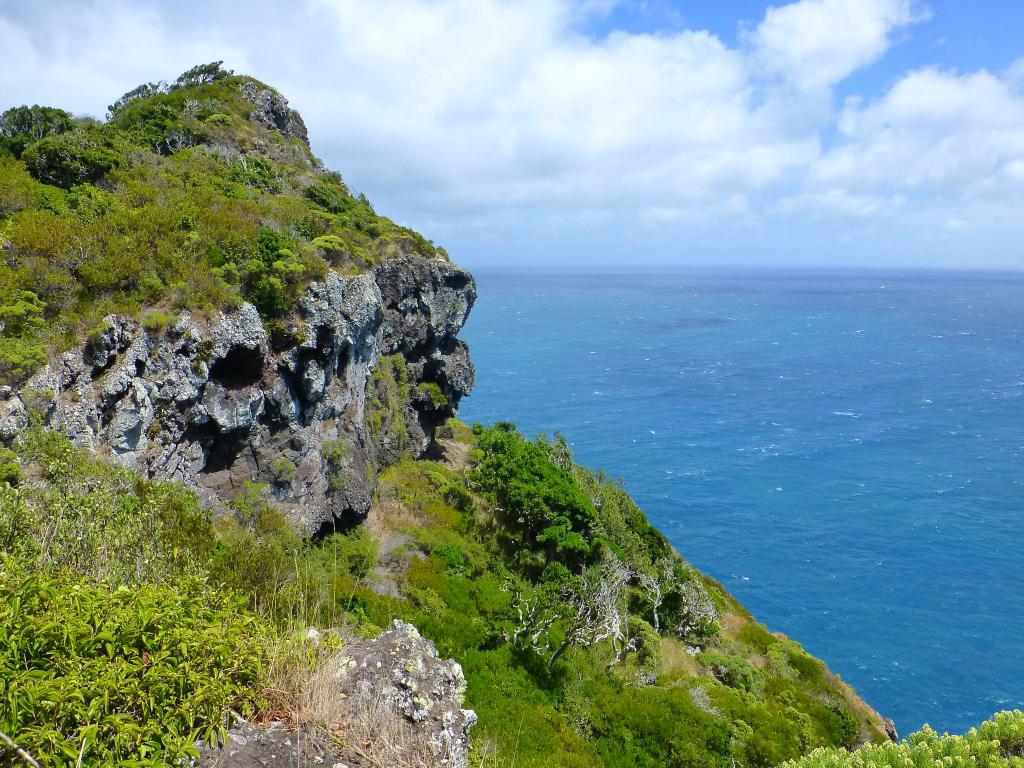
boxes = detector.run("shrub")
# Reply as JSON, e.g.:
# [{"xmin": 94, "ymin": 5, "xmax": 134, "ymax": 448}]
[
  {"xmin": 322, "ymin": 439, "xmax": 348, "ymax": 464},
  {"xmin": 141, "ymin": 309, "xmax": 176, "ymax": 332},
  {"xmin": 22, "ymin": 129, "xmax": 126, "ymax": 188},
  {"xmin": 1, "ymin": 428, "xmax": 213, "ymax": 584},
  {"xmin": 173, "ymin": 61, "xmax": 233, "ymax": 88},
  {"xmin": 229, "ymin": 156, "xmax": 280, "ymax": 193},
  {"xmin": 0, "ymin": 105, "xmax": 74, "ymax": 156},
  {"xmin": 472, "ymin": 423, "xmax": 600, "ymax": 571},
  {"xmin": 0, "ymin": 448, "xmax": 19, "ymax": 485},
  {"xmin": 672, "ymin": 578, "xmax": 720, "ymax": 643},
  {"xmin": 366, "ymin": 354, "xmax": 412, "ymax": 447},
  {"xmin": 272, "ymin": 457, "xmax": 296, "ymax": 484},
  {"xmin": 699, "ymin": 651, "xmax": 760, "ymax": 693},
  {"xmin": 417, "ymin": 380, "xmax": 448, "ymax": 407},
  {"xmin": 0, "ymin": 566, "xmax": 264, "ymax": 766},
  {"xmin": 822, "ymin": 704, "xmax": 859, "ymax": 750},
  {"xmin": 785, "ymin": 710, "xmax": 1024, "ymax": 767}
]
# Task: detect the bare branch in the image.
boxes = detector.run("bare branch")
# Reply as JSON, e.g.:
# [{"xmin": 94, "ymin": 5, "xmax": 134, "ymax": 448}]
[{"xmin": 0, "ymin": 730, "xmax": 41, "ymax": 768}]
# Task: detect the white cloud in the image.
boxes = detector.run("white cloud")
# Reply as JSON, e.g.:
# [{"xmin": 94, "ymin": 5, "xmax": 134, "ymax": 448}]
[
  {"xmin": 747, "ymin": 0, "xmax": 924, "ymax": 90},
  {"xmin": 812, "ymin": 67, "xmax": 1024, "ymax": 213},
  {"xmin": 0, "ymin": 0, "xmax": 1021, "ymax": 265}
]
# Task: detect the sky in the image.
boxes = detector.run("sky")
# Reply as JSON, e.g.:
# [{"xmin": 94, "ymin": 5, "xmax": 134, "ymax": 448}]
[{"xmin": 1, "ymin": 0, "xmax": 1022, "ymax": 270}]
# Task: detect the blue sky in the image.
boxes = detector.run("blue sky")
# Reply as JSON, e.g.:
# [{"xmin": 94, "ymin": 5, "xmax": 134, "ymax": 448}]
[{"xmin": 1, "ymin": 0, "xmax": 1022, "ymax": 270}]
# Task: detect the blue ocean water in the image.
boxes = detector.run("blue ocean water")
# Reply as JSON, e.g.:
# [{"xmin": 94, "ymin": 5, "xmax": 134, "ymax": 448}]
[{"xmin": 458, "ymin": 270, "xmax": 1024, "ymax": 736}]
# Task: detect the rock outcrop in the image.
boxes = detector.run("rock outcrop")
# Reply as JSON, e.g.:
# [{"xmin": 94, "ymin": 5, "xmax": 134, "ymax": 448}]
[
  {"xmin": 197, "ymin": 620, "xmax": 476, "ymax": 768},
  {"xmin": 241, "ymin": 81, "xmax": 310, "ymax": 145},
  {"xmin": 327, "ymin": 620, "xmax": 477, "ymax": 767},
  {"xmin": 0, "ymin": 255, "xmax": 475, "ymax": 531}
]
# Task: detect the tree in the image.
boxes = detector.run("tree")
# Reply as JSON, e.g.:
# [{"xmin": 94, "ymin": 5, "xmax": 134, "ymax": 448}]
[
  {"xmin": 106, "ymin": 82, "xmax": 167, "ymax": 118},
  {"xmin": 547, "ymin": 555, "xmax": 632, "ymax": 670},
  {"xmin": 636, "ymin": 558, "xmax": 672, "ymax": 633},
  {"xmin": 0, "ymin": 105, "xmax": 74, "ymax": 157},
  {"xmin": 22, "ymin": 130, "xmax": 124, "ymax": 188},
  {"xmin": 173, "ymin": 61, "xmax": 233, "ymax": 89},
  {"xmin": 674, "ymin": 579, "xmax": 719, "ymax": 643},
  {"xmin": 472, "ymin": 424, "xmax": 601, "ymax": 570}
]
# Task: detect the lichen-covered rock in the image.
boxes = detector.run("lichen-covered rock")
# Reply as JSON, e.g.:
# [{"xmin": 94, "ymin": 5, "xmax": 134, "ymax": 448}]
[
  {"xmin": 328, "ymin": 620, "xmax": 477, "ymax": 768},
  {"xmin": 194, "ymin": 722, "xmax": 341, "ymax": 768},
  {"xmin": 5, "ymin": 255, "xmax": 475, "ymax": 531},
  {"xmin": 241, "ymin": 81, "xmax": 309, "ymax": 145},
  {"xmin": 196, "ymin": 620, "xmax": 475, "ymax": 768}
]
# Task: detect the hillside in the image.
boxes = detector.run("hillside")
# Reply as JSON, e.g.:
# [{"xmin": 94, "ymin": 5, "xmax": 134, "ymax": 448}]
[
  {"xmin": 0, "ymin": 61, "xmax": 441, "ymax": 387},
  {"xmin": 2, "ymin": 63, "xmax": 1014, "ymax": 768}
]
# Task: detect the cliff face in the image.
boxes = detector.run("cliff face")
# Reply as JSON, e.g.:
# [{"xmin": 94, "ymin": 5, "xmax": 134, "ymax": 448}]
[{"xmin": 0, "ymin": 253, "xmax": 475, "ymax": 530}]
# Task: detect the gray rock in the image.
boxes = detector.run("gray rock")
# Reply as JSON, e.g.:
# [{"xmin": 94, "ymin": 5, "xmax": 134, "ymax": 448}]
[
  {"xmin": 197, "ymin": 621, "xmax": 475, "ymax": 767},
  {"xmin": 241, "ymin": 81, "xmax": 309, "ymax": 145},
  {"xmin": 7, "ymin": 255, "xmax": 475, "ymax": 532},
  {"xmin": 328, "ymin": 620, "xmax": 476, "ymax": 768}
]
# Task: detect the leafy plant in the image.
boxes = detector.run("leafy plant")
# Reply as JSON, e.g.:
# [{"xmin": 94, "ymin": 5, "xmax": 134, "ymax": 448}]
[
  {"xmin": 0, "ymin": 565, "xmax": 263, "ymax": 767},
  {"xmin": 785, "ymin": 710, "xmax": 1024, "ymax": 767}
]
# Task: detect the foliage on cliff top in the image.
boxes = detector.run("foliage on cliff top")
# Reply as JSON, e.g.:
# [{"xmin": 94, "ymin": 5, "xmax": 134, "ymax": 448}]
[{"xmin": 0, "ymin": 61, "xmax": 444, "ymax": 385}]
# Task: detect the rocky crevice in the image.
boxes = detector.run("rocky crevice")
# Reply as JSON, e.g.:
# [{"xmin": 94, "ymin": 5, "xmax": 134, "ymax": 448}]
[{"xmin": 0, "ymin": 254, "xmax": 476, "ymax": 531}]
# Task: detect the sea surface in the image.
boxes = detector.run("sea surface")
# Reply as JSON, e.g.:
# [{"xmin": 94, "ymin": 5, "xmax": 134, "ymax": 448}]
[{"xmin": 458, "ymin": 270, "xmax": 1024, "ymax": 736}]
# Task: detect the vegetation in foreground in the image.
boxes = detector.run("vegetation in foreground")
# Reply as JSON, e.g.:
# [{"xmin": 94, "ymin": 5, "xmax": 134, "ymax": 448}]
[
  {"xmin": 0, "ymin": 62, "xmax": 443, "ymax": 385},
  {"xmin": 1, "ymin": 418, "xmax": 887, "ymax": 767}
]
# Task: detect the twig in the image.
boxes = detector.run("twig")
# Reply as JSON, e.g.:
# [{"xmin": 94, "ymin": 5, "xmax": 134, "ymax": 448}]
[{"xmin": 0, "ymin": 730, "xmax": 41, "ymax": 768}]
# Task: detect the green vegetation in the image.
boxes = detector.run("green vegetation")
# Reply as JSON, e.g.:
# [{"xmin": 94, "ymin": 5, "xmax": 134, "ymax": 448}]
[
  {"xmin": 367, "ymin": 353, "xmax": 413, "ymax": 447},
  {"xmin": 3, "ymin": 418, "xmax": 1022, "ymax": 767},
  {"xmin": 0, "ymin": 428, "xmax": 370, "ymax": 765},
  {"xmin": 785, "ymin": 710, "xmax": 1024, "ymax": 767},
  {"xmin": 0, "ymin": 420, "xmax": 889, "ymax": 767},
  {"xmin": 0, "ymin": 567, "xmax": 262, "ymax": 767},
  {"xmin": 0, "ymin": 62, "xmax": 444, "ymax": 385},
  {"xmin": 358, "ymin": 423, "xmax": 892, "ymax": 767},
  {"xmin": 1, "ymin": 63, "xmax": 1013, "ymax": 768}
]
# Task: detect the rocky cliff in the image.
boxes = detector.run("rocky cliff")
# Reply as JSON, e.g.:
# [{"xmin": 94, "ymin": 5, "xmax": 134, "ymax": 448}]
[{"xmin": 0, "ymin": 253, "xmax": 475, "ymax": 531}]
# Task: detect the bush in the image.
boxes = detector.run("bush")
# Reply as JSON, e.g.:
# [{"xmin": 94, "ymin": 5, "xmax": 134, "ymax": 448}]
[
  {"xmin": 472, "ymin": 423, "xmax": 600, "ymax": 571},
  {"xmin": 0, "ymin": 105, "xmax": 74, "ymax": 157},
  {"xmin": 271, "ymin": 457, "xmax": 296, "ymax": 484},
  {"xmin": 322, "ymin": 439, "xmax": 348, "ymax": 464},
  {"xmin": 0, "ymin": 566, "xmax": 263, "ymax": 766},
  {"xmin": 699, "ymin": 651, "xmax": 760, "ymax": 693},
  {"xmin": 0, "ymin": 289, "xmax": 47, "ymax": 384},
  {"xmin": 417, "ymin": 380, "xmax": 448, "ymax": 407},
  {"xmin": 0, "ymin": 428, "xmax": 213, "ymax": 584},
  {"xmin": 785, "ymin": 710, "xmax": 1024, "ymax": 767},
  {"xmin": 22, "ymin": 129, "xmax": 125, "ymax": 188}
]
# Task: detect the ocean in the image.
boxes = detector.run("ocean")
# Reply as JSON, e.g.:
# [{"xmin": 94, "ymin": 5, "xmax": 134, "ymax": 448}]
[{"xmin": 457, "ymin": 269, "xmax": 1024, "ymax": 736}]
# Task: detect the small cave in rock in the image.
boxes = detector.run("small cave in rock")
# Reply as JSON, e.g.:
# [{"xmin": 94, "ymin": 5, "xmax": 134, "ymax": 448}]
[
  {"xmin": 335, "ymin": 340, "xmax": 351, "ymax": 377},
  {"xmin": 202, "ymin": 431, "xmax": 250, "ymax": 475},
  {"xmin": 312, "ymin": 511, "xmax": 362, "ymax": 540},
  {"xmin": 209, "ymin": 345, "xmax": 264, "ymax": 390},
  {"xmin": 314, "ymin": 325, "xmax": 335, "ymax": 354},
  {"xmin": 443, "ymin": 272, "xmax": 471, "ymax": 292}
]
